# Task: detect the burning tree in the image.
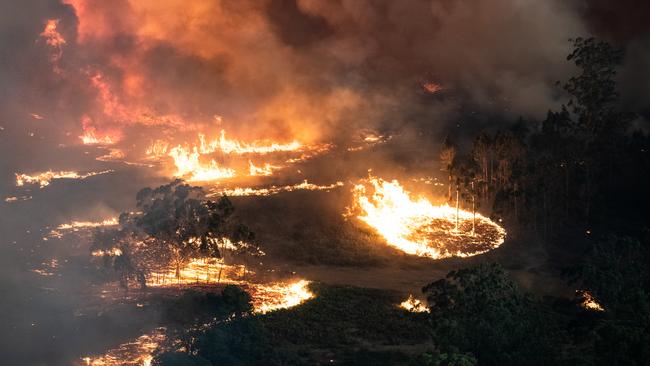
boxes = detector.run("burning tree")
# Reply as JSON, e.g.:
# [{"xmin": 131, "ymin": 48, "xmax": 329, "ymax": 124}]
[{"xmin": 91, "ymin": 180, "xmax": 257, "ymax": 289}]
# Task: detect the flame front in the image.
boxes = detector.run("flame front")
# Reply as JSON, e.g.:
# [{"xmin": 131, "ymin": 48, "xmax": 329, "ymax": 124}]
[
  {"xmin": 15, "ymin": 170, "xmax": 113, "ymax": 188},
  {"xmin": 211, "ymin": 180, "xmax": 344, "ymax": 197},
  {"xmin": 168, "ymin": 146, "xmax": 236, "ymax": 182},
  {"xmin": 198, "ymin": 130, "xmax": 302, "ymax": 155},
  {"xmin": 351, "ymin": 178, "xmax": 506, "ymax": 259},
  {"xmin": 165, "ymin": 130, "xmax": 328, "ymax": 182},
  {"xmin": 399, "ymin": 295, "xmax": 429, "ymax": 313},
  {"xmin": 80, "ymin": 328, "xmax": 165, "ymax": 366},
  {"xmin": 251, "ymin": 280, "xmax": 314, "ymax": 314}
]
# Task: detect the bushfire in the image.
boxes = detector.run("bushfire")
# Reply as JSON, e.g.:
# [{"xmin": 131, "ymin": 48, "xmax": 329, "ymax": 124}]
[
  {"xmin": 15, "ymin": 170, "xmax": 113, "ymax": 188},
  {"xmin": 350, "ymin": 178, "xmax": 506, "ymax": 259}
]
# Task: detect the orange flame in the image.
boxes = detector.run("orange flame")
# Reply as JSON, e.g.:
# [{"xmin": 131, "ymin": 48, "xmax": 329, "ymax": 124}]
[
  {"xmin": 350, "ymin": 178, "xmax": 506, "ymax": 259},
  {"xmin": 15, "ymin": 170, "xmax": 113, "ymax": 188},
  {"xmin": 399, "ymin": 295, "xmax": 429, "ymax": 313}
]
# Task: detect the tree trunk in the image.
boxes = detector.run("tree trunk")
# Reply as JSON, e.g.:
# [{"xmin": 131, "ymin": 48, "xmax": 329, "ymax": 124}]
[{"xmin": 455, "ymin": 187, "xmax": 460, "ymax": 231}]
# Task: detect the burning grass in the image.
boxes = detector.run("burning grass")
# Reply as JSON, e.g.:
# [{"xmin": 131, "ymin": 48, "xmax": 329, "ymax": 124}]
[
  {"xmin": 349, "ymin": 177, "xmax": 506, "ymax": 259},
  {"xmin": 15, "ymin": 170, "xmax": 113, "ymax": 188},
  {"xmin": 79, "ymin": 328, "xmax": 165, "ymax": 366}
]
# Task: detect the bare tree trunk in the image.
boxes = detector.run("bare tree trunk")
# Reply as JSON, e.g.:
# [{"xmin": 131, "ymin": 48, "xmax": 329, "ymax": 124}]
[
  {"xmin": 565, "ymin": 165, "xmax": 570, "ymax": 220},
  {"xmin": 514, "ymin": 181, "xmax": 519, "ymax": 222},
  {"xmin": 455, "ymin": 187, "xmax": 460, "ymax": 231}
]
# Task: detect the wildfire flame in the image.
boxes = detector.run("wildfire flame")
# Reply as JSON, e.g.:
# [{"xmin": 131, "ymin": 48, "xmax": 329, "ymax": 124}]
[
  {"xmin": 57, "ymin": 218, "xmax": 119, "ymax": 230},
  {"xmin": 577, "ymin": 290, "xmax": 605, "ymax": 312},
  {"xmin": 79, "ymin": 280, "xmax": 314, "ymax": 365},
  {"xmin": 146, "ymin": 257, "xmax": 247, "ymax": 287},
  {"xmin": 198, "ymin": 130, "xmax": 302, "ymax": 155},
  {"xmin": 145, "ymin": 140, "xmax": 169, "ymax": 158},
  {"xmin": 248, "ymin": 160, "xmax": 280, "ymax": 177},
  {"xmin": 80, "ymin": 328, "xmax": 165, "ymax": 366},
  {"xmin": 399, "ymin": 295, "xmax": 429, "ymax": 313},
  {"xmin": 91, "ymin": 248, "xmax": 123, "ymax": 257},
  {"xmin": 168, "ymin": 146, "xmax": 236, "ymax": 182},
  {"xmin": 210, "ymin": 180, "xmax": 344, "ymax": 197},
  {"xmin": 80, "ymin": 131, "xmax": 116, "ymax": 145},
  {"xmin": 39, "ymin": 19, "xmax": 66, "ymax": 73},
  {"xmin": 251, "ymin": 280, "xmax": 314, "ymax": 314},
  {"xmin": 15, "ymin": 170, "xmax": 113, "ymax": 188},
  {"xmin": 350, "ymin": 178, "xmax": 506, "ymax": 259},
  {"xmin": 165, "ymin": 130, "xmax": 330, "ymax": 182}
]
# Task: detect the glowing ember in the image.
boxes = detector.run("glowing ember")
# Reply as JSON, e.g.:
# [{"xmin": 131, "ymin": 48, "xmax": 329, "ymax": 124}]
[
  {"xmin": 32, "ymin": 259, "xmax": 60, "ymax": 277},
  {"xmin": 91, "ymin": 248, "xmax": 123, "ymax": 257},
  {"xmin": 399, "ymin": 295, "xmax": 429, "ymax": 313},
  {"xmin": 350, "ymin": 178, "xmax": 506, "ymax": 259},
  {"xmin": 577, "ymin": 290, "xmax": 605, "ymax": 312},
  {"xmin": 251, "ymin": 280, "xmax": 314, "ymax": 314},
  {"xmin": 422, "ymin": 82, "xmax": 444, "ymax": 94},
  {"xmin": 169, "ymin": 146, "xmax": 236, "ymax": 182},
  {"xmin": 15, "ymin": 170, "xmax": 113, "ymax": 188},
  {"xmin": 211, "ymin": 180, "xmax": 344, "ymax": 197},
  {"xmin": 79, "ymin": 328, "xmax": 165, "ymax": 366},
  {"xmin": 4, "ymin": 195, "xmax": 32, "ymax": 203}
]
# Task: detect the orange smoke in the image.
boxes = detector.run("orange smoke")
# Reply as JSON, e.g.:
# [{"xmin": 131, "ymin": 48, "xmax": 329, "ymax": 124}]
[{"xmin": 39, "ymin": 19, "xmax": 66, "ymax": 73}]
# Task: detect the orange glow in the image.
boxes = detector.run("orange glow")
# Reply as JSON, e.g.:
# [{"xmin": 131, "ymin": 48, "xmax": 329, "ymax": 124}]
[
  {"xmin": 39, "ymin": 19, "xmax": 66, "ymax": 72},
  {"xmin": 80, "ymin": 328, "xmax": 165, "ymax": 366},
  {"xmin": 248, "ymin": 160, "xmax": 280, "ymax": 177},
  {"xmin": 251, "ymin": 280, "xmax": 314, "ymax": 314},
  {"xmin": 199, "ymin": 130, "xmax": 302, "ymax": 155},
  {"xmin": 57, "ymin": 218, "xmax": 119, "ymax": 230},
  {"xmin": 577, "ymin": 290, "xmax": 605, "ymax": 312},
  {"xmin": 422, "ymin": 82, "xmax": 443, "ymax": 94},
  {"xmin": 168, "ymin": 146, "xmax": 236, "ymax": 182},
  {"xmin": 15, "ymin": 170, "xmax": 113, "ymax": 188},
  {"xmin": 91, "ymin": 248, "xmax": 123, "ymax": 257},
  {"xmin": 80, "ymin": 117, "xmax": 119, "ymax": 145},
  {"xmin": 399, "ymin": 295, "xmax": 429, "ymax": 313},
  {"xmin": 40, "ymin": 19, "xmax": 66, "ymax": 47},
  {"xmin": 211, "ymin": 180, "xmax": 344, "ymax": 197},
  {"xmin": 349, "ymin": 178, "xmax": 506, "ymax": 259},
  {"xmin": 146, "ymin": 257, "xmax": 246, "ymax": 287},
  {"xmin": 145, "ymin": 140, "xmax": 169, "ymax": 158},
  {"xmin": 167, "ymin": 130, "xmax": 329, "ymax": 182}
]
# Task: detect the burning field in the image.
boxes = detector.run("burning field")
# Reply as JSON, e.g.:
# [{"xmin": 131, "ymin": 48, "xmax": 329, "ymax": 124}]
[{"xmin": 350, "ymin": 177, "xmax": 506, "ymax": 258}]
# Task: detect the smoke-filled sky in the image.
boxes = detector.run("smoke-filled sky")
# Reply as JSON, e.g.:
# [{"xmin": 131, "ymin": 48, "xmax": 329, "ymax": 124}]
[{"xmin": 0, "ymin": 0, "xmax": 648, "ymax": 193}]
